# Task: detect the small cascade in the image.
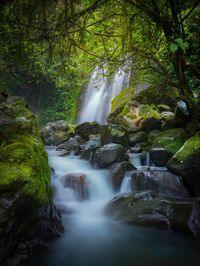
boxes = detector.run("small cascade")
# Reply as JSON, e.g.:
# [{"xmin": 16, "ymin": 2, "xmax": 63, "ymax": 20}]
[
  {"xmin": 77, "ymin": 64, "xmax": 130, "ymax": 124},
  {"xmin": 120, "ymin": 172, "xmax": 132, "ymax": 193},
  {"xmin": 119, "ymin": 151, "xmax": 188, "ymax": 197}
]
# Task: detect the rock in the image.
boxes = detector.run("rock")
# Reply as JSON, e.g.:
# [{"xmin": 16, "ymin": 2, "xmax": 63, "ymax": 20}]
[
  {"xmin": 105, "ymin": 192, "xmax": 200, "ymax": 236},
  {"xmin": 108, "ymin": 100, "xmax": 161, "ymax": 132},
  {"xmin": 56, "ymin": 137, "xmax": 80, "ymax": 155},
  {"xmin": 131, "ymin": 170, "xmax": 189, "ymax": 197},
  {"xmin": 129, "ymin": 131, "xmax": 147, "ymax": 146},
  {"xmin": 161, "ymin": 101, "xmax": 191, "ymax": 130},
  {"xmin": 74, "ymin": 135, "xmax": 86, "ymax": 145},
  {"xmin": 130, "ymin": 143, "xmax": 143, "ymax": 153},
  {"xmin": 134, "ymin": 84, "xmax": 179, "ymax": 107},
  {"xmin": 160, "ymin": 111, "xmax": 175, "ymax": 121},
  {"xmin": 147, "ymin": 130, "xmax": 161, "ymax": 142},
  {"xmin": 40, "ymin": 120, "xmax": 74, "ymax": 146},
  {"xmin": 59, "ymin": 173, "xmax": 89, "ymax": 200},
  {"xmin": 100, "ymin": 124, "xmax": 129, "ymax": 147},
  {"xmin": 75, "ymin": 122, "xmax": 100, "ymax": 140},
  {"xmin": 150, "ymin": 148, "xmax": 172, "ymax": 166},
  {"xmin": 0, "ymin": 94, "xmax": 63, "ymax": 265},
  {"xmin": 80, "ymin": 135, "xmax": 101, "ymax": 161},
  {"xmin": 157, "ymin": 104, "xmax": 171, "ymax": 112},
  {"xmin": 150, "ymin": 128, "xmax": 188, "ymax": 166},
  {"xmin": 94, "ymin": 143, "xmax": 126, "ymax": 168},
  {"xmin": 110, "ymin": 162, "xmax": 135, "ymax": 191},
  {"xmin": 167, "ymin": 132, "xmax": 200, "ymax": 197}
]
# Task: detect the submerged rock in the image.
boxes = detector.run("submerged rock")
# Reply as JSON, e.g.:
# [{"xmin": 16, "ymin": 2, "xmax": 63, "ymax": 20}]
[
  {"xmin": 167, "ymin": 132, "xmax": 200, "ymax": 196},
  {"xmin": 105, "ymin": 192, "xmax": 200, "ymax": 236},
  {"xmin": 60, "ymin": 173, "xmax": 89, "ymax": 200},
  {"xmin": 94, "ymin": 143, "xmax": 126, "ymax": 168},
  {"xmin": 0, "ymin": 94, "xmax": 63, "ymax": 265},
  {"xmin": 40, "ymin": 120, "xmax": 74, "ymax": 146}
]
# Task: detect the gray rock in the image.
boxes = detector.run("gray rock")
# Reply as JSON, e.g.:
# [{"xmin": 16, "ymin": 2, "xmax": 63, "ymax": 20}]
[
  {"xmin": 131, "ymin": 170, "xmax": 189, "ymax": 197},
  {"xmin": 75, "ymin": 122, "xmax": 100, "ymax": 140},
  {"xmin": 56, "ymin": 137, "xmax": 80, "ymax": 154},
  {"xmin": 81, "ymin": 135, "xmax": 101, "ymax": 161},
  {"xmin": 129, "ymin": 131, "xmax": 147, "ymax": 146},
  {"xmin": 150, "ymin": 147, "xmax": 172, "ymax": 166},
  {"xmin": 105, "ymin": 192, "xmax": 200, "ymax": 236},
  {"xmin": 94, "ymin": 143, "xmax": 126, "ymax": 168}
]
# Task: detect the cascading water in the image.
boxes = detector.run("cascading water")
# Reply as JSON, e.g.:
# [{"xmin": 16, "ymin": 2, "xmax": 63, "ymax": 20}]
[
  {"xmin": 77, "ymin": 65, "xmax": 130, "ymax": 124},
  {"xmin": 31, "ymin": 149, "xmax": 200, "ymax": 266}
]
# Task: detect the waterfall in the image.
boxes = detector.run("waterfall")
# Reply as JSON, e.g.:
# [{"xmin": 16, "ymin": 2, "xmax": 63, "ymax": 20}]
[{"xmin": 77, "ymin": 65, "xmax": 130, "ymax": 124}]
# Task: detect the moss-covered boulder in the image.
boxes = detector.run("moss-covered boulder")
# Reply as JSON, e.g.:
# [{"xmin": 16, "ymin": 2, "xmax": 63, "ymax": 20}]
[
  {"xmin": 40, "ymin": 120, "xmax": 74, "ymax": 146},
  {"xmin": 100, "ymin": 124, "xmax": 129, "ymax": 147},
  {"xmin": 105, "ymin": 192, "xmax": 200, "ymax": 236},
  {"xmin": 150, "ymin": 128, "xmax": 188, "ymax": 166},
  {"xmin": 167, "ymin": 132, "xmax": 200, "ymax": 196},
  {"xmin": 0, "ymin": 94, "xmax": 63, "ymax": 265},
  {"xmin": 134, "ymin": 84, "xmax": 179, "ymax": 107},
  {"xmin": 108, "ymin": 99, "xmax": 161, "ymax": 132}
]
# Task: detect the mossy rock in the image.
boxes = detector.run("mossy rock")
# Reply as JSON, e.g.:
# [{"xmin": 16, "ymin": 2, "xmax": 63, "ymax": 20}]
[
  {"xmin": 109, "ymin": 100, "xmax": 161, "ymax": 132},
  {"xmin": 149, "ymin": 128, "xmax": 188, "ymax": 166},
  {"xmin": 0, "ymin": 94, "xmax": 63, "ymax": 264},
  {"xmin": 105, "ymin": 192, "xmax": 200, "ymax": 236},
  {"xmin": 134, "ymin": 85, "xmax": 179, "ymax": 107},
  {"xmin": 167, "ymin": 132, "xmax": 200, "ymax": 196},
  {"xmin": 111, "ymin": 87, "xmax": 135, "ymax": 113},
  {"xmin": 100, "ymin": 124, "xmax": 129, "ymax": 147},
  {"xmin": 0, "ymin": 135, "xmax": 51, "ymax": 203},
  {"xmin": 152, "ymin": 128, "xmax": 188, "ymax": 155}
]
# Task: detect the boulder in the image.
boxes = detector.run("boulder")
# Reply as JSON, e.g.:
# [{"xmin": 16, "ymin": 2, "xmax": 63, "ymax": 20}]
[
  {"xmin": 105, "ymin": 192, "xmax": 200, "ymax": 236},
  {"xmin": 129, "ymin": 131, "xmax": 147, "ymax": 146},
  {"xmin": 40, "ymin": 120, "xmax": 74, "ymax": 146},
  {"xmin": 167, "ymin": 132, "xmax": 200, "ymax": 196},
  {"xmin": 0, "ymin": 94, "xmax": 63, "ymax": 265},
  {"xmin": 108, "ymin": 100, "xmax": 161, "ymax": 132},
  {"xmin": 59, "ymin": 173, "xmax": 89, "ymax": 200},
  {"xmin": 94, "ymin": 143, "xmax": 126, "ymax": 168},
  {"xmin": 80, "ymin": 135, "xmax": 101, "ymax": 161},
  {"xmin": 110, "ymin": 162, "xmax": 135, "ymax": 191},
  {"xmin": 157, "ymin": 104, "xmax": 171, "ymax": 112},
  {"xmin": 75, "ymin": 122, "xmax": 100, "ymax": 140},
  {"xmin": 100, "ymin": 124, "xmax": 129, "ymax": 147},
  {"xmin": 56, "ymin": 137, "xmax": 80, "ymax": 155},
  {"xmin": 131, "ymin": 170, "xmax": 189, "ymax": 197},
  {"xmin": 160, "ymin": 111, "xmax": 175, "ymax": 121},
  {"xmin": 150, "ymin": 128, "xmax": 188, "ymax": 166}
]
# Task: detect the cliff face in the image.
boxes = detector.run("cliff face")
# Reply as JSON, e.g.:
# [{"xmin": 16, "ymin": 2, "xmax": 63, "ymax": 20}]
[{"xmin": 0, "ymin": 93, "xmax": 63, "ymax": 266}]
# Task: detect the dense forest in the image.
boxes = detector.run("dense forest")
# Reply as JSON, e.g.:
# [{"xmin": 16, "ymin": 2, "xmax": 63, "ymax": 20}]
[{"xmin": 0, "ymin": 1, "xmax": 200, "ymax": 266}]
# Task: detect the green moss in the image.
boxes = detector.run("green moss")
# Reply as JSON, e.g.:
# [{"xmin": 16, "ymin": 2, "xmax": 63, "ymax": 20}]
[
  {"xmin": 173, "ymin": 132, "xmax": 200, "ymax": 161},
  {"xmin": 0, "ymin": 135, "xmax": 51, "ymax": 204},
  {"xmin": 152, "ymin": 128, "xmax": 188, "ymax": 154},
  {"xmin": 139, "ymin": 105, "xmax": 160, "ymax": 120},
  {"xmin": 0, "ymin": 97, "xmax": 52, "ymax": 205},
  {"xmin": 111, "ymin": 87, "xmax": 135, "ymax": 113}
]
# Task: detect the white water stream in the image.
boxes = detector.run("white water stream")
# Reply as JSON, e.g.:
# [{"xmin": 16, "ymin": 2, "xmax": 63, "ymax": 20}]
[
  {"xmin": 31, "ymin": 149, "xmax": 200, "ymax": 266},
  {"xmin": 77, "ymin": 65, "xmax": 130, "ymax": 124}
]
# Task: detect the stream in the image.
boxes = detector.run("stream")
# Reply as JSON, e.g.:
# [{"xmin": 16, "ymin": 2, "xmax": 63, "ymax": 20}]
[{"xmin": 30, "ymin": 149, "xmax": 200, "ymax": 266}]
